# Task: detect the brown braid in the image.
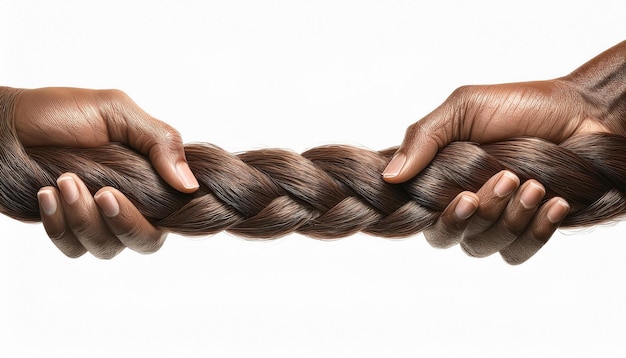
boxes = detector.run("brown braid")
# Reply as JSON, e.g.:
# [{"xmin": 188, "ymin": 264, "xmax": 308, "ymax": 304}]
[{"xmin": 1, "ymin": 103, "xmax": 625, "ymax": 239}]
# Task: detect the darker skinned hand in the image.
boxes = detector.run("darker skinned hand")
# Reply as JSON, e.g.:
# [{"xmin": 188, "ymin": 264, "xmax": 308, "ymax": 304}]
[
  {"xmin": 383, "ymin": 79, "xmax": 613, "ymax": 264},
  {"xmin": 4, "ymin": 87, "xmax": 199, "ymax": 259}
]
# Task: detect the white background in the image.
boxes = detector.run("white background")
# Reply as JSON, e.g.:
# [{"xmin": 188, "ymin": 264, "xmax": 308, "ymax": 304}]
[{"xmin": 1, "ymin": 1, "xmax": 625, "ymax": 357}]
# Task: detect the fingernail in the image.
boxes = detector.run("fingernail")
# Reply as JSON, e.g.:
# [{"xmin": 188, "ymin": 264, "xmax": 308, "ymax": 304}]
[
  {"xmin": 494, "ymin": 171, "xmax": 519, "ymax": 198},
  {"xmin": 547, "ymin": 199, "xmax": 570, "ymax": 224},
  {"xmin": 95, "ymin": 191, "xmax": 120, "ymax": 217},
  {"xmin": 37, "ymin": 189, "xmax": 57, "ymax": 216},
  {"xmin": 520, "ymin": 182, "xmax": 545, "ymax": 209},
  {"xmin": 382, "ymin": 153, "xmax": 406, "ymax": 178},
  {"xmin": 455, "ymin": 195, "xmax": 478, "ymax": 220},
  {"xmin": 57, "ymin": 175, "xmax": 79, "ymax": 204},
  {"xmin": 177, "ymin": 162, "xmax": 199, "ymax": 190}
]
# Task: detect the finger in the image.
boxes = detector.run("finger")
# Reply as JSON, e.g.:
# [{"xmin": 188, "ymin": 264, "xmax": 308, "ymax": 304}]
[
  {"xmin": 425, "ymin": 170, "xmax": 518, "ymax": 250},
  {"xmin": 140, "ymin": 121, "xmax": 199, "ymax": 193},
  {"xmin": 462, "ymin": 179, "xmax": 545, "ymax": 258},
  {"xmin": 37, "ymin": 187, "xmax": 87, "ymax": 258},
  {"xmin": 461, "ymin": 171, "xmax": 521, "ymax": 237},
  {"xmin": 56, "ymin": 173, "xmax": 125, "ymax": 259},
  {"xmin": 499, "ymin": 198, "xmax": 570, "ymax": 265},
  {"xmin": 101, "ymin": 90, "xmax": 199, "ymax": 193},
  {"xmin": 382, "ymin": 88, "xmax": 470, "ymax": 184},
  {"xmin": 94, "ymin": 188, "xmax": 167, "ymax": 254},
  {"xmin": 382, "ymin": 109, "xmax": 451, "ymax": 183},
  {"xmin": 424, "ymin": 192, "xmax": 478, "ymax": 248}
]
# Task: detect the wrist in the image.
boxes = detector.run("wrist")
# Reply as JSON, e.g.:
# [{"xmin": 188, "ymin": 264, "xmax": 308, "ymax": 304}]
[{"xmin": 561, "ymin": 41, "xmax": 626, "ymax": 135}]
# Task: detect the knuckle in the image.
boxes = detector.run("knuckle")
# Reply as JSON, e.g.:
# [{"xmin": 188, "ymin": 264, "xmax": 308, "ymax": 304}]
[
  {"xmin": 465, "ymin": 225, "xmax": 523, "ymax": 258},
  {"xmin": 498, "ymin": 219, "xmax": 525, "ymax": 240},
  {"xmin": 403, "ymin": 121, "xmax": 428, "ymax": 145},
  {"xmin": 500, "ymin": 250, "xmax": 527, "ymax": 266},
  {"xmin": 148, "ymin": 127, "xmax": 183, "ymax": 156},
  {"xmin": 47, "ymin": 228, "xmax": 66, "ymax": 241},
  {"xmin": 405, "ymin": 121, "xmax": 419, "ymax": 135},
  {"xmin": 45, "ymin": 229, "xmax": 88, "ymax": 258},
  {"xmin": 61, "ymin": 245, "xmax": 87, "ymax": 259},
  {"xmin": 162, "ymin": 128, "xmax": 184, "ymax": 149},
  {"xmin": 117, "ymin": 221, "xmax": 144, "ymax": 241},
  {"xmin": 424, "ymin": 230, "xmax": 458, "ymax": 249},
  {"xmin": 501, "ymin": 254, "xmax": 524, "ymax": 266},
  {"xmin": 424, "ymin": 217, "xmax": 466, "ymax": 248},
  {"xmin": 42, "ymin": 220, "xmax": 67, "ymax": 243},
  {"xmin": 526, "ymin": 230, "xmax": 548, "ymax": 249},
  {"xmin": 69, "ymin": 218, "xmax": 98, "ymax": 239},
  {"xmin": 68, "ymin": 221, "xmax": 124, "ymax": 259},
  {"xmin": 99, "ymin": 88, "xmax": 129, "ymax": 102},
  {"xmin": 139, "ymin": 234, "xmax": 166, "ymax": 254},
  {"xmin": 93, "ymin": 244, "xmax": 124, "ymax": 260},
  {"xmin": 448, "ymin": 85, "xmax": 476, "ymax": 134},
  {"xmin": 449, "ymin": 85, "xmax": 475, "ymax": 102},
  {"xmin": 460, "ymin": 241, "xmax": 481, "ymax": 258},
  {"xmin": 117, "ymin": 223, "xmax": 165, "ymax": 254},
  {"xmin": 460, "ymin": 236, "xmax": 495, "ymax": 258},
  {"xmin": 466, "ymin": 213, "xmax": 495, "ymax": 232},
  {"xmin": 531, "ymin": 221, "xmax": 556, "ymax": 244},
  {"xmin": 162, "ymin": 126, "xmax": 182, "ymax": 141},
  {"xmin": 500, "ymin": 233, "xmax": 548, "ymax": 266},
  {"xmin": 96, "ymin": 89, "xmax": 135, "ymax": 127}
]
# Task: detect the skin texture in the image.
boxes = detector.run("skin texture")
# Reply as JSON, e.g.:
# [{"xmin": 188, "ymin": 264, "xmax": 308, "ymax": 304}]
[
  {"xmin": 6, "ymin": 87, "xmax": 199, "ymax": 259},
  {"xmin": 383, "ymin": 40, "xmax": 626, "ymax": 264}
]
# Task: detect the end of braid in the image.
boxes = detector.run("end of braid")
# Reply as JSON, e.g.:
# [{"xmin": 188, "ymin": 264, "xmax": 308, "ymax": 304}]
[{"xmin": 0, "ymin": 88, "xmax": 56, "ymax": 222}]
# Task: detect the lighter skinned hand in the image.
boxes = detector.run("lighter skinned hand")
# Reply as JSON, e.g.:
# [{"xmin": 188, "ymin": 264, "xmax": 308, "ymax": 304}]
[
  {"xmin": 10, "ymin": 87, "xmax": 199, "ymax": 259},
  {"xmin": 383, "ymin": 79, "xmax": 613, "ymax": 264}
]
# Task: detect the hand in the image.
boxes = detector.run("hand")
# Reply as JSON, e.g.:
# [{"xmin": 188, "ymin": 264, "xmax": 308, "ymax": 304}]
[
  {"xmin": 383, "ymin": 79, "xmax": 613, "ymax": 264},
  {"xmin": 7, "ymin": 87, "xmax": 200, "ymax": 258}
]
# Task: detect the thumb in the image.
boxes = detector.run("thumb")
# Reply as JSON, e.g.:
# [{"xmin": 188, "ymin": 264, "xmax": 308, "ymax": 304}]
[
  {"xmin": 382, "ymin": 106, "xmax": 455, "ymax": 184},
  {"xmin": 144, "ymin": 127, "xmax": 200, "ymax": 194},
  {"xmin": 101, "ymin": 90, "xmax": 200, "ymax": 194}
]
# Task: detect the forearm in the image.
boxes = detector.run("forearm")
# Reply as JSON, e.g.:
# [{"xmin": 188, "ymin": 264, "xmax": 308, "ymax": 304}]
[{"xmin": 563, "ymin": 40, "xmax": 626, "ymax": 134}]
